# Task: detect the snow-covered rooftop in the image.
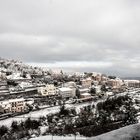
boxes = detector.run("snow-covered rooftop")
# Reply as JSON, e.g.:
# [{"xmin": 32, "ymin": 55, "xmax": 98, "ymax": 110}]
[
  {"xmin": 19, "ymin": 81, "xmax": 34, "ymax": 88},
  {"xmin": 81, "ymin": 93, "xmax": 91, "ymax": 96},
  {"xmin": 79, "ymin": 88, "xmax": 90, "ymax": 92},
  {"xmin": 7, "ymin": 72, "xmax": 23, "ymax": 80},
  {"xmin": 59, "ymin": 87, "xmax": 73, "ymax": 92},
  {"xmin": 0, "ymin": 98, "xmax": 25, "ymax": 105}
]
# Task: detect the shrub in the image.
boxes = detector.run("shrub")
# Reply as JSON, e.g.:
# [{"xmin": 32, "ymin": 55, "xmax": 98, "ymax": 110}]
[
  {"xmin": 0, "ymin": 125, "xmax": 8, "ymax": 137},
  {"xmin": 25, "ymin": 118, "xmax": 40, "ymax": 130},
  {"xmin": 11, "ymin": 121, "xmax": 19, "ymax": 132}
]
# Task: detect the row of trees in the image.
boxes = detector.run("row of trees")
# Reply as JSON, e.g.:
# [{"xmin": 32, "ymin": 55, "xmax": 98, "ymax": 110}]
[{"xmin": 45, "ymin": 95, "xmax": 138, "ymax": 137}]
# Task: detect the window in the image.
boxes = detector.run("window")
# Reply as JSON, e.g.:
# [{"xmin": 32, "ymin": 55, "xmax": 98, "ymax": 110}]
[{"xmin": 12, "ymin": 102, "xmax": 15, "ymax": 107}]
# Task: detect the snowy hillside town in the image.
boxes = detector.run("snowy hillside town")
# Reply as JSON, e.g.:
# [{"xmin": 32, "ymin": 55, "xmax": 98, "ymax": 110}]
[
  {"xmin": 1, "ymin": 0, "xmax": 140, "ymax": 139},
  {"xmin": 0, "ymin": 58, "xmax": 140, "ymax": 140}
]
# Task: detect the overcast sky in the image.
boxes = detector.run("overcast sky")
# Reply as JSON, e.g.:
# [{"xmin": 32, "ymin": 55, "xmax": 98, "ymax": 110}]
[{"xmin": 0, "ymin": 0, "xmax": 140, "ymax": 77}]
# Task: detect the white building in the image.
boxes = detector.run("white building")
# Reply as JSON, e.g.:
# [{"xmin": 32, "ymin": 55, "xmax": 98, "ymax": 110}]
[
  {"xmin": 105, "ymin": 92, "xmax": 114, "ymax": 97},
  {"xmin": 58, "ymin": 87, "xmax": 74, "ymax": 98},
  {"xmin": 92, "ymin": 85, "xmax": 101, "ymax": 94},
  {"xmin": 79, "ymin": 88, "xmax": 90, "ymax": 94},
  {"xmin": 38, "ymin": 84, "xmax": 57, "ymax": 96},
  {"xmin": 63, "ymin": 81, "xmax": 77, "ymax": 88},
  {"xmin": 81, "ymin": 78, "xmax": 92, "ymax": 88},
  {"xmin": 63, "ymin": 81, "xmax": 77, "ymax": 97}
]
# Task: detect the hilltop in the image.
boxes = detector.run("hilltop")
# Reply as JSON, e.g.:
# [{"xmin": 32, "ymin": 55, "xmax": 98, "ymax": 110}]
[{"xmin": 0, "ymin": 57, "xmax": 46, "ymax": 76}]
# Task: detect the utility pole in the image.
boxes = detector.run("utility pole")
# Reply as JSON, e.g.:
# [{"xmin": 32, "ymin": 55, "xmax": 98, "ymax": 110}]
[
  {"xmin": 75, "ymin": 134, "xmax": 76, "ymax": 140},
  {"xmin": 74, "ymin": 125, "xmax": 77, "ymax": 140}
]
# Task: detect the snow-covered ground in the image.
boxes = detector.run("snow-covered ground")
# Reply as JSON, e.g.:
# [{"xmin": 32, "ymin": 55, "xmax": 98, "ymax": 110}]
[
  {"xmin": 0, "ymin": 106, "xmax": 60, "ymax": 127},
  {"xmin": 0, "ymin": 102, "xmax": 92, "ymax": 127}
]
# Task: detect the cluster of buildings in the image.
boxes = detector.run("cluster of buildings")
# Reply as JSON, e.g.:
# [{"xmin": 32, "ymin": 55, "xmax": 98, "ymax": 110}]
[
  {"xmin": 0, "ymin": 72, "xmax": 43, "ymax": 114},
  {"xmin": 124, "ymin": 80, "xmax": 140, "ymax": 88},
  {"xmin": 0, "ymin": 74, "xmax": 35, "ymax": 114},
  {"xmin": 0, "ymin": 58, "xmax": 140, "ymax": 115}
]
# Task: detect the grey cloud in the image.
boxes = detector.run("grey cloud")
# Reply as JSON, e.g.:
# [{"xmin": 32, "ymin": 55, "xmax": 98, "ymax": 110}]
[{"xmin": 0, "ymin": 0, "xmax": 140, "ymax": 76}]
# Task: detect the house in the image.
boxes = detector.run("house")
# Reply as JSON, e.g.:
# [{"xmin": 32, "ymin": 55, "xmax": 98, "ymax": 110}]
[
  {"xmin": 81, "ymin": 78, "xmax": 92, "ymax": 88},
  {"xmin": 74, "ymin": 72, "xmax": 85, "ymax": 78},
  {"xmin": 63, "ymin": 81, "xmax": 77, "ymax": 97},
  {"xmin": 92, "ymin": 80, "xmax": 99, "ymax": 86},
  {"xmin": 9, "ymin": 86, "xmax": 38, "ymax": 98},
  {"xmin": 107, "ymin": 79, "xmax": 123, "ymax": 89},
  {"xmin": 79, "ymin": 88, "xmax": 90, "ymax": 94},
  {"xmin": 92, "ymin": 72, "xmax": 102, "ymax": 81},
  {"xmin": 0, "ymin": 81, "xmax": 10, "ymax": 98},
  {"xmin": 0, "ymin": 72, "xmax": 6, "ymax": 80},
  {"xmin": 58, "ymin": 87, "xmax": 73, "ymax": 99},
  {"xmin": 95, "ymin": 74, "xmax": 102, "ymax": 82},
  {"xmin": 101, "ymin": 75, "xmax": 108, "ymax": 81},
  {"xmin": 91, "ymin": 85, "xmax": 101, "ymax": 94},
  {"xmin": 63, "ymin": 81, "xmax": 77, "ymax": 88},
  {"xmin": 0, "ymin": 98, "xmax": 26, "ymax": 113},
  {"xmin": 38, "ymin": 84, "xmax": 57, "ymax": 96},
  {"xmin": 77, "ymin": 93, "xmax": 93, "ymax": 102}
]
